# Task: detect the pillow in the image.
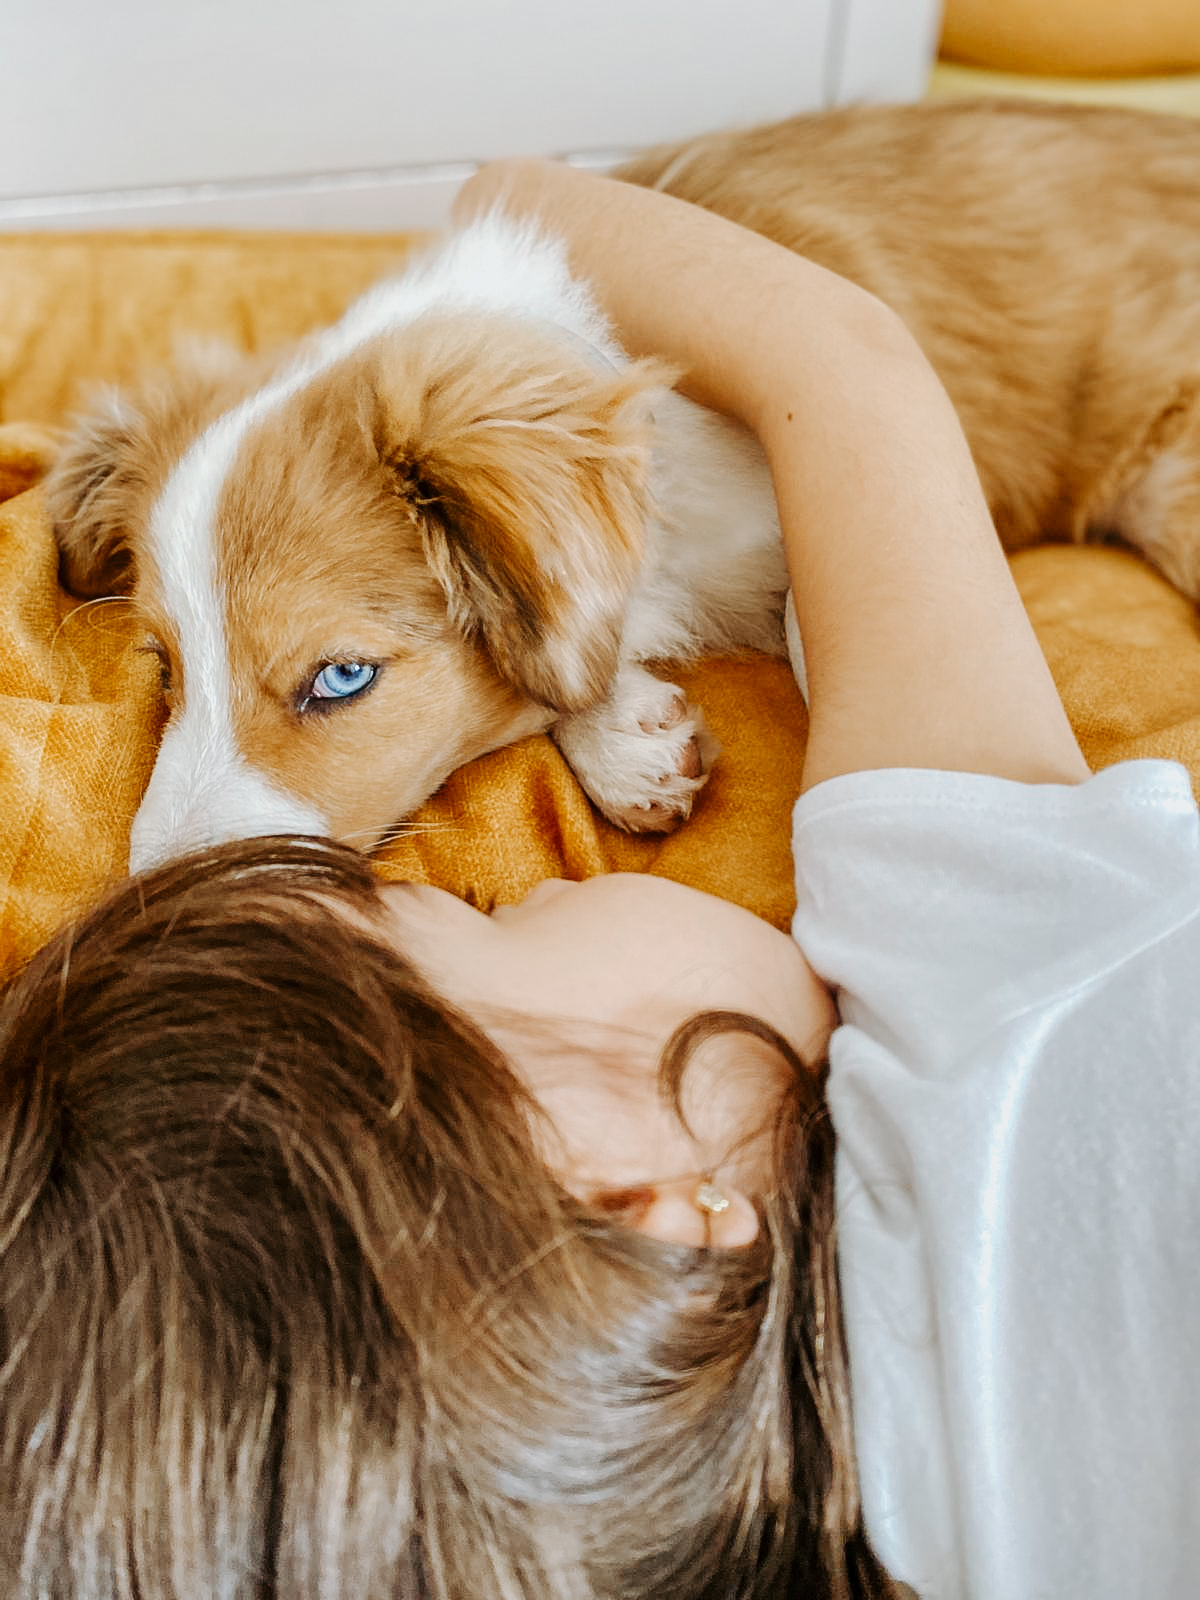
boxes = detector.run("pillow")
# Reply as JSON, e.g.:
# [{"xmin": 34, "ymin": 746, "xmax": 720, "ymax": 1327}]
[{"xmin": 940, "ymin": 0, "xmax": 1200, "ymax": 77}]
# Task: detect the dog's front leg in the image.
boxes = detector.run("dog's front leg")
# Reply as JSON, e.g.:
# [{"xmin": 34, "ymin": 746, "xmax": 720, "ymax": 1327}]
[{"xmin": 552, "ymin": 663, "xmax": 719, "ymax": 832}]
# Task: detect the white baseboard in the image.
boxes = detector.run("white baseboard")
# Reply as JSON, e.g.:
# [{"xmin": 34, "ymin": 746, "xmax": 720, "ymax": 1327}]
[{"xmin": 0, "ymin": 151, "xmax": 626, "ymax": 234}]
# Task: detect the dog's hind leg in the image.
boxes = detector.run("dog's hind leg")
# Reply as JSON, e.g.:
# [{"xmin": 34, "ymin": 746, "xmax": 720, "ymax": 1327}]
[{"xmin": 552, "ymin": 664, "xmax": 719, "ymax": 832}]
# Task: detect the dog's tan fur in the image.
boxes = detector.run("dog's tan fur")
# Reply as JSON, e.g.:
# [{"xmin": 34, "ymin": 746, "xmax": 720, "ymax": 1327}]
[
  {"xmin": 619, "ymin": 98, "xmax": 1200, "ymax": 594},
  {"xmin": 217, "ymin": 318, "xmax": 666, "ymax": 832}
]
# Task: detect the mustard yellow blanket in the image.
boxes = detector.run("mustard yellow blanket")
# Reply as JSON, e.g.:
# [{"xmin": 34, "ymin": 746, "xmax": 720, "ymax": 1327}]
[{"xmin": 2, "ymin": 230, "xmax": 1199, "ymax": 974}]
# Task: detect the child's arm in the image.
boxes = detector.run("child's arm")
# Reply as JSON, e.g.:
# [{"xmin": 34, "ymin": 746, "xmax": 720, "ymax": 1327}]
[{"xmin": 454, "ymin": 162, "xmax": 1089, "ymax": 791}]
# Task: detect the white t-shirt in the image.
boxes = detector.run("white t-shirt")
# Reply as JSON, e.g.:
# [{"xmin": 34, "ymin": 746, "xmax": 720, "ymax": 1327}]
[{"xmin": 790, "ymin": 760, "xmax": 1200, "ymax": 1600}]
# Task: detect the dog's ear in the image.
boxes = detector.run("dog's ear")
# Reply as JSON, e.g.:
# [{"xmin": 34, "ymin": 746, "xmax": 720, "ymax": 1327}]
[
  {"xmin": 371, "ymin": 314, "xmax": 671, "ymax": 711},
  {"xmin": 45, "ymin": 389, "xmax": 147, "ymax": 597},
  {"xmin": 47, "ymin": 338, "xmax": 264, "ymax": 599}
]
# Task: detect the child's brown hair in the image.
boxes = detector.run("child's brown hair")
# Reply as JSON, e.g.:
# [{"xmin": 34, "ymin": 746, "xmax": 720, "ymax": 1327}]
[{"xmin": 0, "ymin": 838, "xmax": 902, "ymax": 1597}]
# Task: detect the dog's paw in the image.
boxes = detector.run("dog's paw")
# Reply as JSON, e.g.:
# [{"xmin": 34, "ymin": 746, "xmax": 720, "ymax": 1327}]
[{"xmin": 552, "ymin": 667, "xmax": 719, "ymax": 832}]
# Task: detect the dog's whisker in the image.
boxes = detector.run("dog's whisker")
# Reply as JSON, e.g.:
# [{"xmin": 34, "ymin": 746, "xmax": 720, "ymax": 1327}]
[
  {"xmin": 356, "ymin": 818, "xmax": 465, "ymax": 850},
  {"xmin": 45, "ymin": 595, "xmax": 135, "ymax": 705},
  {"xmin": 61, "ymin": 593, "xmax": 134, "ymax": 625}
]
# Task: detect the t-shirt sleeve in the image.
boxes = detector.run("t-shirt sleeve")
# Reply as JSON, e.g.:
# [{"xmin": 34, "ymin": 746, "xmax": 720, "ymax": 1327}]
[
  {"xmin": 790, "ymin": 759, "xmax": 1200, "ymax": 1076},
  {"xmin": 788, "ymin": 759, "xmax": 1200, "ymax": 1598}
]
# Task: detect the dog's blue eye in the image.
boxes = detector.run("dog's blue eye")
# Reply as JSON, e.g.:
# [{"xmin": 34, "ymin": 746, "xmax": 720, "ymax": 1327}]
[{"xmin": 311, "ymin": 661, "xmax": 377, "ymax": 701}]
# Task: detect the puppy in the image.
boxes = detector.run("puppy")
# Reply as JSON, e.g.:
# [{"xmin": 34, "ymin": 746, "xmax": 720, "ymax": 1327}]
[
  {"xmin": 47, "ymin": 99, "xmax": 1200, "ymax": 867},
  {"xmin": 48, "ymin": 221, "xmax": 784, "ymax": 865}
]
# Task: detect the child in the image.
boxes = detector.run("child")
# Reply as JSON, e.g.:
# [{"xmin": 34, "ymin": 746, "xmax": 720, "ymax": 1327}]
[{"xmin": 2, "ymin": 165, "xmax": 1197, "ymax": 1598}]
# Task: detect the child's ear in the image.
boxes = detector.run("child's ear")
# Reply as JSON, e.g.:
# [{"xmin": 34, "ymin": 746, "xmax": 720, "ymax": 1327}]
[
  {"xmin": 630, "ymin": 1179, "xmax": 761, "ymax": 1250},
  {"xmin": 44, "ymin": 390, "xmax": 145, "ymax": 597},
  {"xmin": 371, "ymin": 313, "xmax": 672, "ymax": 711}
]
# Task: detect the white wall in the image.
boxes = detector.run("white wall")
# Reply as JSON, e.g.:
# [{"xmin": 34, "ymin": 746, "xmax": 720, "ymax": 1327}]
[{"xmin": 0, "ymin": 0, "xmax": 941, "ymax": 230}]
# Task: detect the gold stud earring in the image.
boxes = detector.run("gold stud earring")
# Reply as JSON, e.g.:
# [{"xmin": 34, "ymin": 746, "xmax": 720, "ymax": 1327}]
[{"xmin": 694, "ymin": 1177, "xmax": 731, "ymax": 1216}]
